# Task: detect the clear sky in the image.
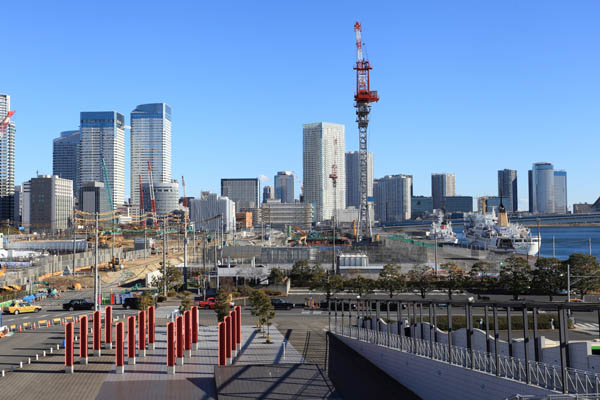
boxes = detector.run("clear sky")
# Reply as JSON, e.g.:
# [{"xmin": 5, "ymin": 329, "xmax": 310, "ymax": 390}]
[{"xmin": 3, "ymin": 1, "xmax": 600, "ymax": 209}]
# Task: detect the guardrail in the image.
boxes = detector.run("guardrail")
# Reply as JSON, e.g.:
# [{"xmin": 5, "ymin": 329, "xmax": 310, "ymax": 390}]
[{"xmin": 333, "ymin": 323, "xmax": 600, "ymax": 396}]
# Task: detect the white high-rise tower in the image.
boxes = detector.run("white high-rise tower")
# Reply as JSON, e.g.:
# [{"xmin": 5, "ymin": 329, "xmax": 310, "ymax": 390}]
[
  {"xmin": 79, "ymin": 111, "xmax": 126, "ymax": 206},
  {"xmin": 130, "ymin": 103, "xmax": 172, "ymax": 211},
  {"xmin": 303, "ymin": 122, "xmax": 346, "ymax": 222},
  {"xmin": 0, "ymin": 94, "xmax": 15, "ymax": 220}
]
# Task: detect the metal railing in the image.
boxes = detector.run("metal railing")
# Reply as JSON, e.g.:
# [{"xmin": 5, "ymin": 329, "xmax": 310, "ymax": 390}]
[{"xmin": 332, "ymin": 323, "xmax": 600, "ymax": 396}]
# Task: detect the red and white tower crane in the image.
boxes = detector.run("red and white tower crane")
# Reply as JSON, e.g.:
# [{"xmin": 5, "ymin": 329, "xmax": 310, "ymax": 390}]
[
  {"xmin": 354, "ymin": 21, "xmax": 379, "ymax": 242},
  {"xmin": 138, "ymin": 174, "xmax": 145, "ymax": 228},
  {"xmin": 0, "ymin": 110, "xmax": 15, "ymax": 136}
]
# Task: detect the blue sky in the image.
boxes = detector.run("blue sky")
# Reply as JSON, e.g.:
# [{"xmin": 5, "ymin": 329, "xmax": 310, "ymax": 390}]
[{"xmin": 3, "ymin": 1, "xmax": 600, "ymax": 209}]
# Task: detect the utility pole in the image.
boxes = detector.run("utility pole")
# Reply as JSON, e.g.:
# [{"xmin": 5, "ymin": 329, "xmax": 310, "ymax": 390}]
[
  {"xmin": 72, "ymin": 224, "xmax": 76, "ymax": 277},
  {"xmin": 567, "ymin": 264, "xmax": 571, "ymax": 303},
  {"xmin": 434, "ymin": 236, "xmax": 438, "ymax": 275},
  {"xmin": 163, "ymin": 216, "xmax": 167, "ymax": 297},
  {"xmin": 144, "ymin": 226, "xmax": 147, "ymax": 259},
  {"xmin": 537, "ymin": 218, "xmax": 541, "ymax": 261},
  {"xmin": 183, "ymin": 212, "xmax": 188, "ymax": 290},
  {"xmin": 94, "ymin": 212, "xmax": 99, "ymax": 311}
]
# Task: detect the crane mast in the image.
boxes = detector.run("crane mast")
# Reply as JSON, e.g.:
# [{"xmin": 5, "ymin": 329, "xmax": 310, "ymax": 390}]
[
  {"xmin": 138, "ymin": 174, "xmax": 145, "ymax": 228},
  {"xmin": 353, "ymin": 21, "xmax": 379, "ymax": 242},
  {"xmin": 0, "ymin": 110, "xmax": 15, "ymax": 136}
]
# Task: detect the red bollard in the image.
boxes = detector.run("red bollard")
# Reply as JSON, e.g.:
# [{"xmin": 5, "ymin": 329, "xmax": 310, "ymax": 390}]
[
  {"xmin": 225, "ymin": 315, "xmax": 232, "ymax": 364},
  {"xmin": 191, "ymin": 306, "xmax": 198, "ymax": 350},
  {"xmin": 93, "ymin": 310, "xmax": 101, "ymax": 356},
  {"xmin": 184, "ymin": 310, "xmax": 192, "ymax": 357},
  {"xmin": 115, "ymin": 322, "xmax": 124, "ymax": 374},
  {"xmin": 80, "ymin": 315, "xmax": 88, "ymax": 364},
  {"xmin": 138, "ymin": 310, "xmax": 146, "ymax": 357},
  {"xmin": 127, "ymin": 316, "xmax": 136, "ymax": 365},
  {"xmin": 148, "ymin": 306, "xmax": 156, "ymax": 350},
  {"xmin": 230, "ymin": 310, "xmax": 237, "ymax": 358},
  {"xmin": 218, "ymin": 321, "xmax": 226, "ymax": 366},
  {"xmin": 65, "ymin": 321, "xmax": 74, "ymax": 373},
  {"xmin": 167, "ymin": 321, "xmax": 175, "ymax": 374},
  {"xmin": 105, "ymin": 306, "xmax": 113, "ymax": 350},
  {"xmin": 176, "ymin": 315, "xmax": 184, "ymax": 365},
  {"xmin": 235, "ymin": 305, "xmax": 242, "ymax": 350}
]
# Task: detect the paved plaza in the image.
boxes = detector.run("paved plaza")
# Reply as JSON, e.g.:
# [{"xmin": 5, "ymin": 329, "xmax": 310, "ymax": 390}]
[{"xmin": 0, "ymin": 324, "xmax": 305, "ymax": 400}]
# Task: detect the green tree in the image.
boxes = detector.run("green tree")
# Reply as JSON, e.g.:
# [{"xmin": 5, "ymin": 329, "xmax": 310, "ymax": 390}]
[
  {"xmin": 345, "ymin": 276, "xmax": 375, "ymax": 298},
  {"xmin": 214, "ymin": 289, "xmax": 231, "ymax": 322},
  {"xmin": 179, "ymin": 295, "xmax": 193, "ymax": 314},
  {"xmin": 290, "ymin": 260, "xmax": 321, "ymax": 287},
  {"xmin": 532, "ymin": 257, "xmax": 564, "ymax": 301},
  {"xmin": 249, "ymin": 289, "xmax": 275, "ymax": 339},
  {"xmin": 309, "ymin": 270, "xmax": 344, "ymax": 304},
  {"xmin": 440, "ymin": 264, "xmax": 465, "ymax": 299},
  {"xmin": 268, "ymin": 267, "xmax": 286, "ymax": 285},
  {"xmin": 151, "ymin": 265, "xmax": 183, "ymax": 292},
  {"xmin": 499, "ymin": 257, "xmax": 533, "ymax": 300},
  {"xmin": 377, "ymin": 264, "xmax": 406, "ymax": 298},
  {"xmin": 407, "ymin": 265, "xmax": 436, "ymax": 298},
  {"xmin": 566, "ymin": 253, "xmax": 600, "ymax": 298}
]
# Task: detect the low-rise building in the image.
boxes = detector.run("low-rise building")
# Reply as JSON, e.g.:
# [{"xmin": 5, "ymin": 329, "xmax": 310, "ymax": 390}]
[
  {"xmin": 190, "ymin": 192, "xmax": 236, "ymax": 233},
  {"xmin": 260, "ymin": 200, "xmax": 313, "ymax": 231}
]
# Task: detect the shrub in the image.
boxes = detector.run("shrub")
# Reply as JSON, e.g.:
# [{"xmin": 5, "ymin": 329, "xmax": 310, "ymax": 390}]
[
  {"xmin": 237, "ymin": 285, "xmax": 256, "ymax": 297},
  {"xmin": 263, "ymin": 289, "xmax": 282, "ymax": 296},
  {"xmin": 156, "ymin": 295, "xmax": 167, "ymax": 303},
  {"xmin": 167, "ymin": 290, "xmax": 176, "ymax": 298}
]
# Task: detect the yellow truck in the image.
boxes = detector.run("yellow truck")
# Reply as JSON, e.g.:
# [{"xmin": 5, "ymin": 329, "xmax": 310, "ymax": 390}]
[{"xmin": 4, "ymin": 301, "xmax": 41, "ymax": 315}]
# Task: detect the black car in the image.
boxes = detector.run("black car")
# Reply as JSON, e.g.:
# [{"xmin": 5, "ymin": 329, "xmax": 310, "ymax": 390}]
[
  {"xmin": 123, "ymin": 297, "xmax": 142, "ymax": 310},
  {"xmin": 271, "ymin": 298, "xmax": 295, "ymax": 310},
  {"xmin": 63, "ymin": 299, "xmax": 94, "ymax": 311}
]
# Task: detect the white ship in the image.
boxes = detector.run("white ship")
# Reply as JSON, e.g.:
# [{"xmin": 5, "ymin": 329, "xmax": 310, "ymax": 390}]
[
  {"xmin": 463, "ymin": 204, "xmax": 540, "ymax": 256},
  {"xmin": 426, "ymin": 210, "xmax": 459, "ymax": 244}
]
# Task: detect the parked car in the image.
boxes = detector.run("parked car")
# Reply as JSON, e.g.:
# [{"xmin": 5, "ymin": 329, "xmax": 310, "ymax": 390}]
[
  {"xmin": 123, "ymin": 297, "xmax": 144, "ymax": 310},
  {"xmin": 4, "ymin": 301, "xmax": 41, "ymax": 315},
  {"xmin": 271, "ymin": 298, "xmax": 294, "ymax": 310},
  {"xmin": 195, "ymin": 297, "xmax": 234, "ymax": 309},
  {"xmin": 63, "ymin": 299, "xmax": 94, "ymax": 311}
]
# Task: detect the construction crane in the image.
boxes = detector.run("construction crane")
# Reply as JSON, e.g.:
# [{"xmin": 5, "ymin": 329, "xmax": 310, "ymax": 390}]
[
  {"xmin": 182, "ymin": 175, "xmax": 189, "ymax": 214},
  {"xmin": 0, "ymin": 110, "xmax": 15, "ymax": 136},
  {"xmin": 147, "ymin": 161, "xmax": 157, "ymax": 228},
  {"xmin": 354, "ymin": 21, "xmax": 379, "ymax": 242},
  {"xmin": 138, "ymin": 174, "xmax": 145, "ymax": 228},
  {"xmin": 101, "ymin": 158, "xmax": 114, "ymax": 212}
]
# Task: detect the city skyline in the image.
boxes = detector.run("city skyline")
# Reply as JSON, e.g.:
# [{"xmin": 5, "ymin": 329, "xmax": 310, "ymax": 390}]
[{"xmin": 2, "ymin": 2, "xmax": 600, "ymax": 208}]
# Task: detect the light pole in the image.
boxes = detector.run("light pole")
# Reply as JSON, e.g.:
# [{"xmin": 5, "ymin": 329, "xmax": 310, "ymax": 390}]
[
  {"xmin": 94, "ymin": 212, "xmax": 99, "ymax": 311},
  {"xmin": 163, "ymin": 216, "xmax": 167, "ymax": 297}
]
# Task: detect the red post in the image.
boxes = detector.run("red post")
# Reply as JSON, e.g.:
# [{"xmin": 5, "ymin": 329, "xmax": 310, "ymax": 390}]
[
  {"xmin": 127, "ymin": 315, "xmax": 136, "ymax": 365},
  {"xmin": 115, "ymin": 322, "xmax": 124, "ymax": 374},
  {"xmin": 184, "ymin": 310, "xmax": 192, "ymax": 357},
  {"xmin": 65, "ymin": 321, "xmax": 74, "ymax": 373},
  {"xmin": 176, "ymin": 315, "xmax": 184, "ymax": 365},
  {"xmin": 110, "ymin": 293, "xmax": 115, "ymax": 305},
  {"xmin": 93, "ymin": 310, "xmax": 101, "ymax": 356},
  {"xmin": 191, "ymin": 306, "xmax": 198, "ymax": 350},
  {"xmin": 80, "ymin": 315, "xmax": 88, "ymax": 364},
  {"xmin": 105, "ymin": 306, "xmax": 113, "ymax": 350},
  {"xmin": 218, "ymin": 321, "xmax": 226, "ymax": 366},
  {"xmin": 148, "ymin": 306, "xmax": 156, "ymax": 350},
  {"xmin": 225, "ymin": 315, "xmax": 232, "ymax": 363},
  {"xmin": 235, "ymin": 305, "xmax": 242, "ymax": 350},
  {"xmin": 167, "ymin": 321, "xmax": 175, "ymax": 374},
  {"xmin": 230, "ymin": 310, "xmax": 237, "ymax": 358},
  {"xmin": 138, "ymin": 310, "xmax": 146, "ymax": 357}
]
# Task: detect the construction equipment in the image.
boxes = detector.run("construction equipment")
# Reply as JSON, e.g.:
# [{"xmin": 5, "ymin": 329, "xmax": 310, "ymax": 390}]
[
  {"xmin": 0, "ymin": 110, "xmax": 15, "ymax": 136},
  {"xmin": 354, "ymin": 21, "xmax": 379, "ymax": 242},
  {"xmin": 147, "ymin": 161, "xmax": 157, "ymax": 227},
  {"xmin": 138, "ymin": 175, "xmax": 145, "ymax": 227}
]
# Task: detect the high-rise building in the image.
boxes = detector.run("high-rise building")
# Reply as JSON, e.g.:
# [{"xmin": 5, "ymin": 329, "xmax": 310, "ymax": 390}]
[
  {"xmin": 189, "ymin": 192, "xmax": 236, "ymax": 233},
  {"xmin": 29, "ymin": 175, "xmax": 73, "ymax": 233},
  {"xmin": 303, "ymin": 122, "xmax": 346, "ymax": 222},
  {"xmin": 374, "ymin": 174, "xmax": 412, "ymax": 223},
  {"xmin": 0, "ymin": 94, "xmax": 15, "ymax": 221},
  {"xmin": 79, "ymin": 111, "xmax": 125, "ymax": 206},
  {"xmin": 79, "ymin": 181, "xmax": 110, "ymax": 215},
  {"xmin": 21, "ymin": 180, "xmax": 31, "ymax": 231},
  {"xmin": 53, "ymin": 130, "xmax": 81, "ymax": 195},
  {"xmin": 528, "ymin": 170, "xmax": 533, "ymax": 213},
  {"xmin": 554, "ymin": 170, "xmax": 567, "ymax": 213},
  {"xmin": 221, "ymin": 178, "xmax": 260, "ymax": 212},
  {"xmin": 13, "ymin": 185, "xmax": 23, "ymax": 226},
  {"xmin": 497, "ymin": 169, "xmax": 518, "ymax": 212},
  {"xmin": 274, "ymin": 171, "xmax": 295, "ymax": 203},
  {"xmin": 431, "ymin": 173, "xmax": 456, "ymax": 210},
  {"xmin": 130, "ymin": 103, "xmax": 172, "ymax": 211},
  {"xmin": 262, "ymin": 185, "xmax": 274, "ymax": 203},
  {"xmin": 529, "ymin": 162, "xmax": 555, "ymax": 214},
  {"xmin": 141, "ymin": 180, "xmax": 179, "ymax": 215},
  {"xmin": 345, "ymin": 151, "xmax": 373, "ymax": 209}
]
